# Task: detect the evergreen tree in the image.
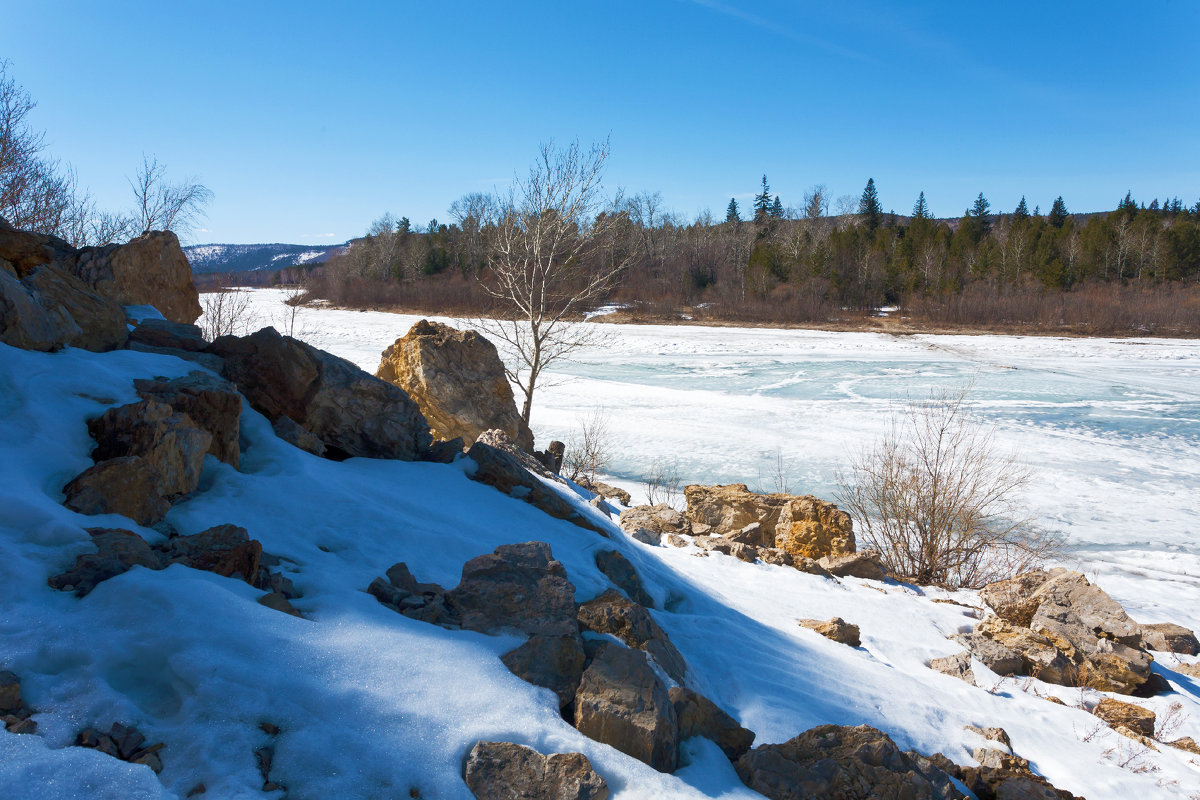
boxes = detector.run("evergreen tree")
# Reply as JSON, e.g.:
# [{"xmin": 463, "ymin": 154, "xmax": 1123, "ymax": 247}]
[
  {"xmin": 912, "ymin": 191, "xmax": 930, "ymax": 220},
  {"xmin": 970, "ymin": 193, "xmax": 992, "ymax": 235},
  {"xmin": 753, "ymin": 175, "xmax": 772, "ymax": 223},
  {"xmin": 770, "ymin": 195, "xmax": 784, "ymax": 219},
  {"xmin": 1048, "ymin": 196, "xmax": 1068, "ymax": 228},
  {"xmin": 1013, "ymin": 196, "xmax": 1029, "ymax": 223},
  {"xmin": 725, "ymin": 197, "xmax": 741, "ymax": 224},
  {"xmin": 1118, "ymin": 191, "xmax": 1138, "ymax": 218},
  {"xmin": 1149, "ymin": 198, "xmax": 1160, "ymax": 212},
  {"xmin": 1033, "ymin": 205, "xmax": 1040, "ymax": 217},
  {"xmin": 859, "ymin": 178, "xmax": 882, "ymax": 231}
]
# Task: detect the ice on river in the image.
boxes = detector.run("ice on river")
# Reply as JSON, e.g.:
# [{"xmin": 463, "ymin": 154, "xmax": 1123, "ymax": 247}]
[{"xmin": 234, "ymin": 289, "xmax": 1200, "ymax": 632}]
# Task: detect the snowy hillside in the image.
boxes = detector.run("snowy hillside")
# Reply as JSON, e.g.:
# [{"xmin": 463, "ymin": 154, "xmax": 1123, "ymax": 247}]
[
  {"xmin": 182, "ymin": 243, "xmax": 346, "ymax": 275},
  {"xmin": 3, "ymin": 309, "xmax": 1200, "ymax": 797}
]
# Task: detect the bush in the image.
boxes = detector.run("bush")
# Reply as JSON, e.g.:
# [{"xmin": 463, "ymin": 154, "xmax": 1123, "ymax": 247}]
[{"xmin": 837, "ymin": 387, "xmax": 1062, "ymax": 589}]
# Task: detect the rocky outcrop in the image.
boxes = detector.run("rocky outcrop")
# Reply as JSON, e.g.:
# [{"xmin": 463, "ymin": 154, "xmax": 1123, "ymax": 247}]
[
  {"xmin": 0, "ymin": 671, "xmax": 36, "ymax": 735},
  {"xmin": 575, "ymin": 641, "xmax": 678, "ymax": 773},
  {"xmin": 209, "ymin": 326, "xmax": 431, "ymax": 461},
  {"xmin": 965, "ymin": 569, "xmax": 1157, "ymax": 694},
  {"xmin": 594, "ymin": 550, "xmax": 653, "ymax": 608},
  {"xmin": 72, "ymin": 231, "xmax": 201, "ymax": 324},
  {"xmin": 798, "ymin": 617, "xmax": 861, "ymax": 647},
  {"xmin": 22, "ymin": 264, "xmax": 128, "ymax": 351},
  {"xmin": 76, "ymin": 723, "xmax": 165, "ymax": 774},
  {"xmin": 818, "ymin": 550, "xmax": 887, "ymax": 581},
  {"xmin": 577, "ymin": 590, "xmax": 687, "ymax": 684},
  {"xmin": 1141, "ymin": 622, "xmax": 1199, "ymax": 655},
  {"xmin": 501, "ymin": 635, "xmax": 587, "ymax": 712},
  {"xmin": 467, "ymin": 430, "xmax": 606, "ymax": 535},
  {"xmin": 376, "ymin": 320, "xmax": 534, "ymax": 452},
  {"xmin": 683, "ymin": 484, "xmax": 854, "ymax": 561},
  {"xmin": 88, "ymin": 399, "xmax": 211, "ymax": 497},
  {"xmin": 135, "ymin": 372, "xmax": 242, "ymax": 468},
  {"xmin": 618, "ymin": 504, "xmax": 689, "ymax": 545},
  {"xmin": 62, "ymin": 457, "xmax": 172, "ymax": 526},
  {"xmin": 450, "ymin": 542, "xmax": 580, "ymax": 638},
  {"xmin": 669, "ymin": 686, "xmax": 755, "ymax": 761},
  {"xmin": 463, "ymin": 741, "xmax": 609, "ymax": 800},
  {"xmin": 734, "ymin": 724, "xmax": 961, "ymax": 800},
  {"xmin": 0, "ymin": 223, "xmax": 74, "ymax": 275}
]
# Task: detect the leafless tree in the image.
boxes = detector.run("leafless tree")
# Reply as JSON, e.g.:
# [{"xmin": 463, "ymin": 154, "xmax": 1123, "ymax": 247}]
[
  {"xmin": 643, "ymin": 457, "xmax": 682, "ymax": 507},
  {"xmin": 837, "ymin": 386, "xmax": 1062, "ymax": 589},
  {"xmin": 803, "ymin": 184, "xmax": 829, "ymax": 220},
  {"xmin": 476, "ymin": 138, "xmax": 631, "ymax": 425},
  {"xmin": 449, "ymin": 191, "xmax": 495, "ymax": 271},
  {"xmin": 129, "ymin": 154, "xmax": 213, "ymax": 239},
  {"xmin": 563, "ymin": 407, "xmax": 612, "ymax": 484},
  {"xmin": 200, "ymin": 284, "xmax": 256, "ymax": 340}
]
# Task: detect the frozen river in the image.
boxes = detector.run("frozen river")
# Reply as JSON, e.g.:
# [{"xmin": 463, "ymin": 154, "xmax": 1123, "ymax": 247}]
[{"xmin": 228, "ymin": 290, "xmax": 1200, "ymax": 630}]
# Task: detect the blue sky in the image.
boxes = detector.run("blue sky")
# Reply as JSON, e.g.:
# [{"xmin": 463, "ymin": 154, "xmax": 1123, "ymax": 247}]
[{"xmin": 3, "ymin": 1, "xmax": 1197, "ymax": 244}]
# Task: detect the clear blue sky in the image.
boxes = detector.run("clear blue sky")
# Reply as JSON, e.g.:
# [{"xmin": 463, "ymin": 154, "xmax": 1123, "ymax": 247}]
[{"xmin": 3, "ymin": 1, "xmax": 1197, "ymax": 244}]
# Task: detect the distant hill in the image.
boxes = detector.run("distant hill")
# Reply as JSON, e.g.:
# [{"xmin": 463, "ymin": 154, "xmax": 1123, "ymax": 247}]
[{"xmin": 183, "ymin": 242, "xmax": 348, "ymax": 274}]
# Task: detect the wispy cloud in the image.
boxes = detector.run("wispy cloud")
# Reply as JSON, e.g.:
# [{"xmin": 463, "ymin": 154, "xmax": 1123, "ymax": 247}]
[
  {"xmin": 197, "ymin": 227, "xmax": 211, "ymax": 233},
  {"xmin": 683, "ymin": 0, "xmax": 873, "ymax": 63}
]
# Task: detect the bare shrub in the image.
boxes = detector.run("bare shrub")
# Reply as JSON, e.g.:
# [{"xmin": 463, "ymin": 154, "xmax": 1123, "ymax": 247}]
[
  {"xmin": 563, "ymin": 407, "xmax": 612, "ymax": 484},
  {"xmin": 643, "ymin": 457, "xmax": 682, "ymax": 507},
  {"xmin": 837, "ymin": 386, "xmax": 1063, "ymax": 589},
  {"xmin": 200, "ymin": 286, "xmax": 256, "ymax": 340}
]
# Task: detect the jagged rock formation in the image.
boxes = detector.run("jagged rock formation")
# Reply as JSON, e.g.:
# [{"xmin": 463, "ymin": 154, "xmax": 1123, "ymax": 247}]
[
  {"xmin": 618, "ymin": 504, "xmax": 690, "ymax": 545},
  {"xmin": 134, "ymin": 371, "xmax": 242, "ymax": 468},
  {"xmin": 376, "ymin": 319, "xmax": 534, "ymax": 451}
]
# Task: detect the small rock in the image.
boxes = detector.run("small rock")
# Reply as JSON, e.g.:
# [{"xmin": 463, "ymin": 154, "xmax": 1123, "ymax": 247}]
[
  {"xmin": 669, "ymin": 686, "xmax": 755, "ymax": 761},
  {"xmin": 973, "ymin": 747, "xmax": 1029, "ymax": 772},
  {"xmin": 797, "ymin": 617, "xmax": 861, "ymax": 647},
  {"xmin": 258, "ymin": 592, "xmax": 301, "ymax": 616},
  {"xmin": 1141, "ymin": 622, "xmax": 1200, "ymax": 655},
  {"xmin": 929, "ymin": 652, "xmax": 976, "ymax": 686},
  {"xmin": 618, "ymin": 504, "xmax": 690, "ymax": 543},
  {"xmin": 817, "ymin": 550, "xmax": 886, "ymax": 581},
  {"xmin": 1168, "ymin": 736, "xmax": 1200, "ymax": 755},
  {"xmin": 964, "ymin": 725, "xmax": 1012, "ymax": 751},
  {"xmin": 48, "ymin": 528, "xmax": 163, "ymax": 596},
  {"xmin": 449, "ymin": 542, "xmax": 579, "ymax": 638},
  {"xmin": 0, "ymin": 671, "xmax": 21, "ymax": 712},
  {"xmin": 463, "ymin": 741, "xmax": 609, "ymax": 800},
  {"xmin": 1093, "ymin": 697, "xmax": 1155, "ymax": 738}
]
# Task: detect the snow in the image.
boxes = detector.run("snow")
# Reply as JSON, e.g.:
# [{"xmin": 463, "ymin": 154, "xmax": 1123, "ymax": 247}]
[{"xmin": 2, "ymin": 291, "xmax": 1200, "ymax": 797}]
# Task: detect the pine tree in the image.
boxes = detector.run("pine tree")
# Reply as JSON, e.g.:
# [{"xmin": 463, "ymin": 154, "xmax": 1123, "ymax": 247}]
[
  {"xmin": 770, "ymin": 195, "xmax": 784, "ymax": 219},
  {"xmin": 912, "ymin": 191, "xmax": 930, "ymax": 220},
  {"xmin": 1013, "ymin": 196, "xmax": 1030, "ymax": 223},
  {"xmin": 859, "ymin": 178, "xmax": 882, "ymax": 231},
  {"xmin": 970, "ymin": 192, "xmax": 991, "ymax": 235},
  {"xmin": 1033, "ymin": 205, "xmax": 1040, "ymax": 217},
  {"xmin": 1118, "ymin": 191, "xmax": 1138, "ymax": 218},
  {"xmin": 726, "ymin": 198, "xmax": 741, "ymax": 224},
  {"xmin": 1048, "ymin": 196, "xmax": 1068, "ymax": 228},
  {"xmin": 753, "ymin": 175, "xmax": 772, "ymax": 223}
]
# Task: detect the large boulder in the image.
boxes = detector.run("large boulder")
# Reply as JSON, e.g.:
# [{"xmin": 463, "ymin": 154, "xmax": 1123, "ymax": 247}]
[
  {"xmin": 669, "ymin": 686, "xmax": 755, "ymax": 761},
  {"xmin": 209, "ymin": 326, "xmax": 431, "ymax": 461},
  {"xmin": 467, "ymin": 430, "xmax": 606, "ymax": 534},
  {"xmin": 734, "ymin": 724, "xmax": 961, "ymax": 800},
  {"xmin": 577, "ymin": 590, "xmax": 687, "ymax": 684},
  {"xmin": 0, "ymin": 265, "xmax": 78, "ymax": 351},
  {"xmin": 0, "ymin": 224, "xmax": 74, "ymax": 276},
  {"xmin": 574, "ymin": 642, "xmax": 678, "ymax": 773},
  {"xmin": 1141, "ymin": 622, "xmax": 1200, "ymax": 655},
  {"xmin": 376, "ymin": 320, "xmax": 534, "ymax": 452},
  {"xmin": 22, "ymin": 264, "xmax": 128, "ymax": 351},
  {"xmin": 62, "ymin": 456, "xmax": 171, "ymax": 526},
  {"xmin": 501, "ymin": 636, "xmax": 587, "ymax": 712},
  {"xmin": 463, "ymin": 741, "xmax": 609, "ymax": 800},
  {"xmin": 683, "ymin": 484, "xmax": 854, "ymax": 560},
  {"xmin": 135, "ymin": 372, "xmax": 242, "ymax": 468},
  {"xmin": 618, "ymin": 504, "xmax": 689, "ymax": 545},
  {"xmin": 71, "ymin": 231, "xmax": 201, "ymax": 324},
  {"xmin": 88, "ymin": 399, "xmax": 212, "ymax": 497},
  {"xmin": 448, "ymin": 542, "xmax": 580, "ymax": 638},
  {"xmin": 818, "ymin": 550, "xmax": 887, "ymax": 581}
]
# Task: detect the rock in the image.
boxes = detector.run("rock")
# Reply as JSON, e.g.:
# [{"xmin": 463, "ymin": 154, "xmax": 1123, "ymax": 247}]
[
  {"xmin": 501, "ymin": 635, "xmax": 586, "ymax": 712},
  {"xmin": 684, "ymin": 483, "xmax": 787, "ymax": 535},
  {"xmin": 930, "ymin": 652, "xmax": 977, "ymax": 686},
  {"xmin": 955, "ymin": 618, "xmax": 1077, "ymax": 686},
  {"xmin": 48, "ymin": 528, "xmax": 163, "ymax": 596},
  {"xmin": 669, "ymin": 686, "xmax": 755, "ymax": 761},
  {"xmin": 22, "ymin": 264, "xmax": 127, "ymax": 351},
  {"xmin": 797, "ymin": 617, "xmax": 861, "ymax": 647},
  {"xmin": 376, "ymin": 320, "xmax": 534, "ymax": 451},
  {"xmin": 574, "ymin": 642, "xmax": 678, "ymax": 773},
  {"xmin": 727, "ymin": 541, "xmax": 760, "ymax": 563},
  {"xmin": 724, "ymin": 521, "xmax": 771, "ymax": 548},
  {"xmin": 0, "ymin": 671, "xmax": 22, "ymax": 713},
  {"xmin": 665, "ymin": 533, "xmax": 690, "ymax": 548},
  {"xmin": 1168, "ymin": 737, "xmax": 1200, "ymax": 755},
  {"xmin": 1028, "ymin": 569, "xmax": 1143, "ymax": 649},
  {"xmin": 979, "ymin": 571, "xmax": 1054, "ymax": 627},
  {"xmin": 210, "ymin": 326, "xmax": 430, "ymax": 460},
  {"xmin": 0, "ymin": 225, "xmax": 71, "ymax": 276},
  {"xmin": 71, "ymin": 231, "xmax": 201, "ymax": 324},
  {"xmin": 75, "ymin": 723, "xmax": 165, "ymax": 773},
  {"xmin": 463, "ymin": 741, "xmax": 609, "ymax": 800},
  {"xmin": 577, "ymin": 590, "xmax": 686, "ymax": 684},
  {"xmin": 271, "ymin": 415, "xmax": 326, "ymax": 456},
  {"xmin": 134, "ymin": 372, "xmax": 242, "ymax": 468},
  {"xmin": 694, "ymin": 535, "xmax": 733, "ymax": 556},
  {"xmin": 62, "ymin": 456, "xmax": 171, "ymax": 526},
  {"xmin": 1141, "ymin": 622, "xmax": 1199, "ymax": 655},
  {"xmin": 1093, "ymin": 697, "xmax": 1155, "ymax": 738},
  {"xmin": 973, "ymin": 747, "xmax": 1029, "ymax": 772},
  {"xmin": 1176, "ymin": 662, "xmax": 1200, "ymax": 679},
  {"xmin": 449, "ymin": 542, "xmax": 579, "ymax": 638},
  {"xmin": 466, "ymin": 430, "xmax": 605, "ymax": 535},
  {"xmin": 758, "ymin": 548, "xmax": 795, "ymax": 567},
  {"xmin": 588, "ymin": 495, "xmax": 611, "ymax": 517},
  {"xmin": 156, "ymin": 524, "xmax": 262, "ymax": 583},
  {"xmin": 423, "ymin": 436, "xmax": 465, "ymax": 463},
  {"xmin": 734, "ymin": 724, "xmax": 961, "ymax": 800},
  {"xmin": 774, "ymin": 497, "xmax": 855, "ymax": 560},
  {"xmin": 0, "ymin": 264, "xmax": 81, "ymax": 351},
  {"xmin": 89, "ymin": 399, "xmax": 212, "ymax": 496},
  {"xmin": 536, "ymin": 441, "xmax": 566, "ymax": 474},
  {"xmin": 964, "ymin": 725, "xmax": 1012, "ymax": 751},
  {"xmin": 793, "ymin": 557, "xmax": 833, "ymax": 577},
  {"xmin": 258, "ymin": 592, "xmax": 301, "ymax": 616},
  {"xmin": 594, "ymin": 550, "xmax": 654, "ymax": 608},
  {"xmin": 818, "ymin": 550, "xmax": 887, "ymax": 581},
  {"xmin": 127, "ymin": 317, "xmax": 207, "ymax": 352},
  {"xmin": 577, "ymin": 477, "xmax": 632, "ymax": 507}
]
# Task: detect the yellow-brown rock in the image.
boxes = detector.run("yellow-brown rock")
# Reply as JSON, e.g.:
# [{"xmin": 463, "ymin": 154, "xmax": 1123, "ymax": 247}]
[
  {"xmin": 683, "ymin": 484, "xmax": 854, "ymax": 561},
  {"xmin": 376, "ymin": 320, "xmax": 533, "ymax": 452}
]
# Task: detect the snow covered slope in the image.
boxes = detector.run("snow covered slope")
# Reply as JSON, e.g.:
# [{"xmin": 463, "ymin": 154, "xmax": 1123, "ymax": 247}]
[
  {"xmin": 183, "ymin": 243, "xmax": 346, "ymax": 275},
  {"xmin": 3, "ymin": 330, "xmax": 1200, "ymax": 796}
]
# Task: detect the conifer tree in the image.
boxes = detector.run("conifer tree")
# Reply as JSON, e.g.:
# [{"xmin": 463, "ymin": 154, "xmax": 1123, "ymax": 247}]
[
  {"xmin": 726, "ymin": 197, "xmax": 741, "ymax": 224},
  {"xmin": 753, "ymin": 175, "xmax": 772, "ymax": 223},
  {"xmin": 912, "ymin": 191, "xmax": 930, "ymax": 220},
  {"xmin": 970, "ymin": 192, "xmax": 991, "ymax": 235},
  {"xmin": 859, "ymin": 178, "xmax": 882, "ymax": 231},
  {"xmin": 770, "ymin": 195, "xmax": 784, "ymax": 219},
  {"xmin": 1118, "ymin": 191, "xmax": 1138, "ymax": 218},
  {"xmin": 1013, "ymin": 196, "xmax": 1029, "ymax": 223},
  {"xmin": 1048, "ymin": 196, "xmax": 1068, "ymax": 228}
]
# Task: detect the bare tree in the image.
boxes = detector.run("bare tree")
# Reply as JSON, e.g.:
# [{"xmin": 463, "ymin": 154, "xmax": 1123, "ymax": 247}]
[
  {"xmin": 643, "ymin": 457, "xmax": 682, "ymax": 507},
  {"xmin": 837, "ymin": 386, "xmax": 1062, "ymax": 589},
  {"xmin": 477, "ymin": 138, "xmax": 631, "ymax": 425},
  {"xmin": 803, "ymin": 184, "xmax": 829, "ymax": 220},
  {"xmin": 200, "ymin": 284, "xmax": 256, "ymax": 340},
  {"xmin": 563, "ymin": 407, "xmax": 612, "ymax": 484},
  {"xmin": 130, "ymin": 154, "xmax": 213, "ymax": 239}
]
